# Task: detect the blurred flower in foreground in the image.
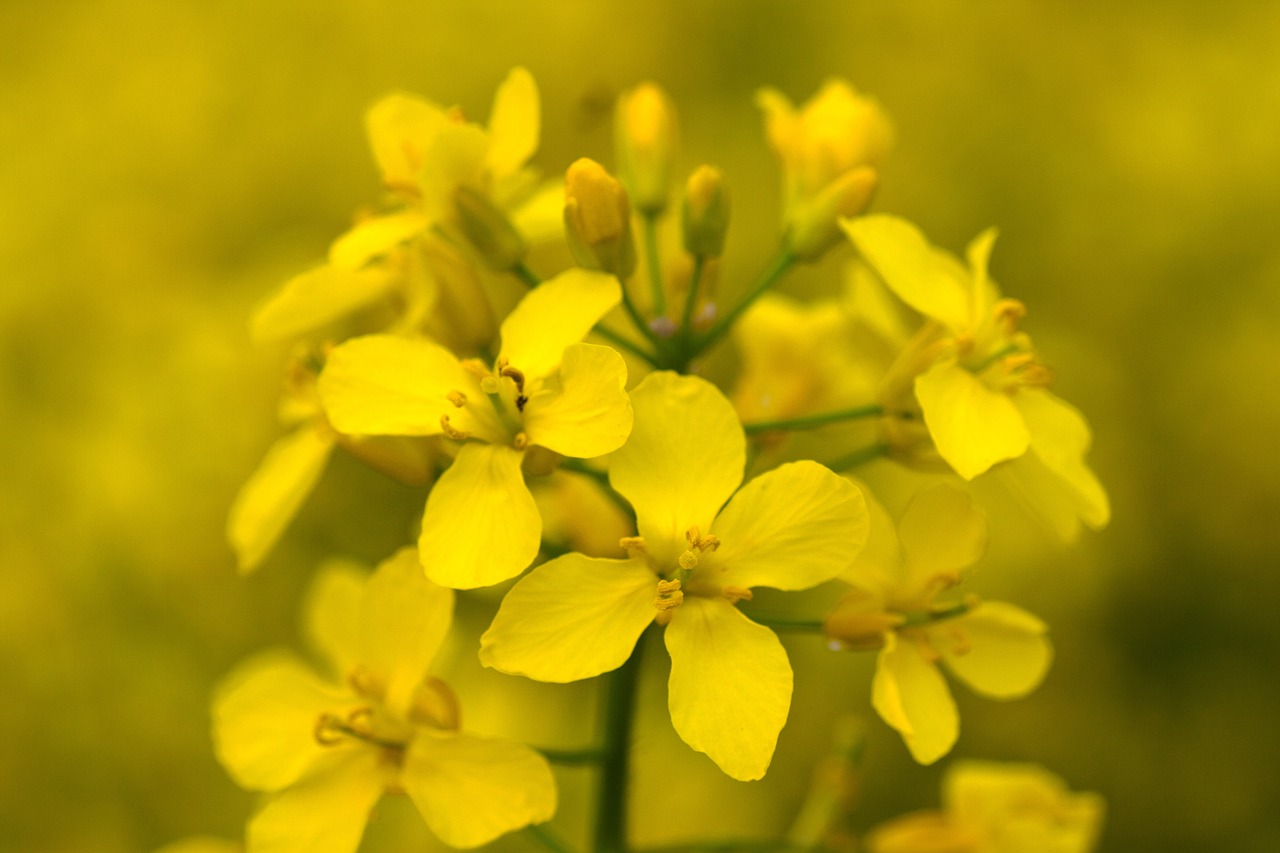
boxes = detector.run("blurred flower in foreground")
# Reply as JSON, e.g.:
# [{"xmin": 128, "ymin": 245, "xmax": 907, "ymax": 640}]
[
  {"xmin": 865, "ymin": 761, "xmax": 1104, "ymax": 853},
  {"xmin": 317, "ymin": 269, "xmax": 632, "ymax": 588},
  {"xmin": 758, "ymin": 79, "xmax": 892, "ymax": 259},
  {"xmin": 826, "ymin": 484, "xmax": 1051, "ymax": 764},
  {"xmin": 212, "ymin": 549, "xmax": 556, "ymax": 851},
  {"xmin": 481, "ymin": 372, "xmax": 868, "ymax": 780},
  {"xmin": 154, "ymin": 839, "xmax": 241, "ymax": 853}
]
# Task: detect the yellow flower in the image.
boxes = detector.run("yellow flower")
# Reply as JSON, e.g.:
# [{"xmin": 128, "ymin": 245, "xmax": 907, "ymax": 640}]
[
  {"xmin": 758, "ymin": 79, "xmax": 892, "ymax": 259},
  {"xmin": 212, "ymin": 549, "xmax": 556, "ymax": 851},
  {"xmin": 843, "ymin": 214, "xmax": 1110, "ymax": 540},
  {"xmin": 866, "ymin": 761, "xmax": 1104, "ymax": 853},
  {"xmin": 317, "ymin": 269, "xmax": 633, "ymax": 588},
  {"xmin": 615, "ymin": 82, "xmax": 679, "ymax": 215},
  {"xmin": 825, "ymin": 484, "xmax": 1052, "ymax": 765},
  {"xmin": 480, "ymin": 372, "xmax": 869, "ymax": 780}
]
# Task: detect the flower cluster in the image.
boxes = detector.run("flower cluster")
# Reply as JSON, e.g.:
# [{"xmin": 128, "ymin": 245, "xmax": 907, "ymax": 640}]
[{"xmin": 207, "ymin": 69, "xmax": 1109, "ymax": 852}]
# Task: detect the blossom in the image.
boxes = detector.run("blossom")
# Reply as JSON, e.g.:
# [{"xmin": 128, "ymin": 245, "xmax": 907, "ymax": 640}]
[
  {"xmin": 480, "ymin": 372, "xmax": 869, "ymax": 780},
  {"xmin": 865, "ymin": 761, "xmax": 1104, "ymax": 853},
  {"xmin": 758, "ymin": 79, "xmax": 892, "ymax": 259},
  {"xmin": 843, "ymin": 214, "xmax": 1110, "ymax": 540},
  {"xmin": 317, "ymin": 268, "xmax": 633, "ymax": 588},
  {"xmin": 826, "ymin": 484, "xmax": 1052, "ymax": 764},
  {"xmin": 212, "ymin": 549, "xmax": 556, "ymax": 851}
]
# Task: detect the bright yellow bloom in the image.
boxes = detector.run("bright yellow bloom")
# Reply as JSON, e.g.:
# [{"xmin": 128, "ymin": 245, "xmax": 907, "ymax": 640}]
[
  {"xmin": 758, "ymin": 79, "xmax": 892, "ymax": 259},
  {"xmin": 480, "ymin": 372, "xmax": 869, "ymax": 780},
  {"xmin": 212, "ymin": 549, "xmax": 556, "ymax": 851},
  {"xmin": 317, "ymin": 269, "xmax": 633, "ymax": 588},
  {"xmin": 843, "ymin": 214, "xmax": 1110, "ymax": 540},
  {"xmin": 826, "ymin": 484, "xmax": 1052, "ymax": 765},
  {"xmin": 866, "ymin": 761, "xmax": 1104, "ymax": 853}
]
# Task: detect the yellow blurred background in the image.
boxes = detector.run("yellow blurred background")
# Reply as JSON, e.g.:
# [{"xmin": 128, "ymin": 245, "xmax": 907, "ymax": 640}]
[{"xmin": 4, "ymin": 1, "xmax": 1279, "ymax": 850}]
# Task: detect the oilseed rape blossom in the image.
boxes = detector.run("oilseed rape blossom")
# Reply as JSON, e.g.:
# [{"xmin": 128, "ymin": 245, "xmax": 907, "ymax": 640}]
[
  {"xmin": 212, "ymin": 548, "xmax": 556, "ymax": 851},
  {"xmin": 480, "ymin": 372, "xmax": 869, "ymax": 780},
  {"xmin": 318, "ymin": 268, "xmax": 632, "ymax": 588},
  {"xmin": 825, "ymin": 484, "xmax": 1052, "ymax": 764}
]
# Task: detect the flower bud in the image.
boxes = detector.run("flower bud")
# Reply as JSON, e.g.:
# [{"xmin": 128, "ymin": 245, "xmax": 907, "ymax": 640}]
[
  {"xmin": 682, "ymin": 165, "xmax": 730, "ymax": 259},
  {"xmin": 564, "ymin": 158, "xmax": 636, "ymax": 278},
  {"xmin": 615, "ymin": 82, "xmax": 678, "ymax": 216},
  {"xmin": 786, "ymin": 165, "xmax": 878, "ymax": 260},
  {"xmin": 452, "ymin": 185, "xmax": 527, "ymax": 271}
]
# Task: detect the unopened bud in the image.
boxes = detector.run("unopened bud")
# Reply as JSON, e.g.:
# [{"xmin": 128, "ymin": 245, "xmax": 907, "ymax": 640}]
[
  {"xmin": 787, "ymin": 166, "xmax": 878, "ymax": 260},
  {"xmin": 564, "ymin": 158, "xmax": 637, "ymax": 278},
  {"xmin": 453, "ymin": 185, "xmax": 527, "ymax": 271},
  {"xmin": 615, "ymin": 82, "xmax": 679, "ymax": 215},
  {"xmin": 682, "ymin": 165, "xmax": 730, "ymax": 259}
]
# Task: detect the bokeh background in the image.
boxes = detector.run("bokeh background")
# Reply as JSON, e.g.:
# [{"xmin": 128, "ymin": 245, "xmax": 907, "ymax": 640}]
[{"xmin": 4, "ymin": 1, "xmax": 1279, "ymax": 851}]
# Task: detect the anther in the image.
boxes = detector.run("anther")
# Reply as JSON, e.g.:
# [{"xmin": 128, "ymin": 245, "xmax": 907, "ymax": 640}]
[
  {"xmin": 446, "ymin": 390, "xmax": 468, "ymax": 408},
  {"xmin": 699, "ymin": 534, "xmax": 721, "ymax": 552},
  {"xmin": 460, "ymin": 358, "xmax": 491, "ymax": 380},
  {"xmin": 620, "ymin": 536, "xmax": 648, "ymax": 554},
  {"xmin": 722, "ymin": 585, "xmax": 753, "ymax": 604},
  {"xmin": 313, "ymin": 714, "xmax": 345, "ymax": 746},
  {"xmin": 685, "ymin": 526, "xmax": 700, "ymax": 545},
  {"xmin": 654, "ymin": 578, "xmax": 685, "ymax": 613},
  {"xmin": 499, "ymin": 364, "xmax": 526, "ymax": 394},
  {"xmin": 993, "ymin": 298, "xmax": 1027, "ymax": 334},
  {"xmin": 440, "ymin": 415, "xmax": 471, "ymax": 441}
]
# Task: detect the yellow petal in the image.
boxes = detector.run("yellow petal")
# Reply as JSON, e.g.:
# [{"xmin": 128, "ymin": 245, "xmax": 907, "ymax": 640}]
[
  {"xmin": 610, "ymin": 372, "xmax": 745, "ymax": 569},
  {"xmin": 247, "ymin": 750, "xmax": 389, "ymax": 853},
  {"xmin": 1014, "ymin": 389, "xmax": 1110, "ymax": 530},
  {"xmin": 842, "ymin": 215, "xmax": 971, "ymax": 332},
  {"xmin": 498, "ymin": 268, "xmax": 621, "ymax": 379},
  {"xmin": 227, "ymin": 425, "xmax": 335, "ymax": 575},
  {"xmin": 755, "ymin": 87, "xmax": 799, "ymax": 165},
  {"xmin": 996, "ymin": 454, "xmax": 1087, "ymax": 542},
  {"xmin": 479, "ymin": 553, "xmax": 655, "ymax": 682},
  {"xmin": 360, "ymin": 547, "xmax": 455, "ymax": 716},
  {"xmin": 420, "ymin": 122, "xmax": 489, "ymax": 220},
  {"xmin": 872, "ymin": 632, "xmax": 958, "ymax": 765},
  {"xmin": 328, "ymin": 210, "xmax": 427, "ymax": 271},
  {"xmin": 402, "ymin": 730, "xmax": 557, "ymax": 848},
  {"xmin": 522, "ymin": 343, "xmax": 632, "ymax": 458},
  {"xmin": 896, "ymin": 484, "xmax": 988, "ymax": 590},
  {"xmin": 839, "ymin": 475, "xmax": 903, "ymax": 592},
  {"xmin": 944, "ymin": 761, "xmax": 1105, "ymax": 852},
  {"xmin": 965, "ymin": 227, "xmax": 1000, "ymax": 323},
  {"xmin": 712, "ymin": 460, "xmax": 869, "ymax": 591},
  {"xmin": 915, "ymin": 360, "xmax": 1029, "ymax": 480},
  {"xmin": 940, "ymin": 602, "xmax": 1052, "ymax": 700},
  {"xmin": 302, "ymin": 559, "xmax": 368, "ymax": 679},
  {"xmin": 418, "ymin": 443, "xmax": 540, "ymax": 589},
  {"xmin": 211, "ymin": 650, "xmax": 354, "ymax": 791},
  {"xmin": 365, "ymin": 92, "xmax": 448, "ymax": 188},
  {"xmin": 318, "ymin": 335, "xmax": 503, "ymax": 442},
  {"xmin": 509, "ymin": 179, "xmax": 565, "ymax": 245},
  {"xmin": 251, "ymin": 265, "xmax": 395, "ymax": 343},
  {"xmin": 487, "ymin": 67, "xmax": 540, "ymax": 178},
  {"xmin": 665, "ymin": 597, "xmax": 792, "ymax": 781}
]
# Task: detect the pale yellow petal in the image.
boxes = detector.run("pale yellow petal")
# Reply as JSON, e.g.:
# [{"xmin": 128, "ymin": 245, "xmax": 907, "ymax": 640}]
[
  {"xmin": 522, "ymin": 343, "xmax": 632, "ymax": 458},
  {"xmin": 872, "ymin": 632, "xmax": 958, "ymax": 765},
  {"xmin": 498, "ymin": 268, "xmax": 622, "ymax": 379},
  {"xmin": 755, "ymin": 87, "xmax": 799, "ymax": 164},
  {"xmin": 1015, "ymin": 388, "xmax": 1110, "ymax": 530},
  {"xmin": 839, "ymin": 475, "xmax": 903, "ymax": 592},
  {"xmin": 965, "ymin": 227, "xmax": 1000, "ymax": 323},
  {"xmin": 318, "ymin": 335, "xmax": 500, "ymax": 441},
  {"xmin": 486, "ymin": 67, "xmax": 540, "ymax": 177},
  {"xmin": 227, "ymin": 425, "xmax": 335, "ymax": 575},
  {"xmin": 480, "ymin": 553, "xmax": 655, "ymax": 682},
  {"xmin": 251, "ymin": 266, "xmax": 395, "ymax": 343},
  {"xmin": 360, "ymin": 547, "xmax": 455, "ymax": 716},
  {"xmin": 211, "ymin": 651, "xmax": 354, "ymax": 791},
  {"xmin": 665, "ymin": 598, "xmax": 792, "ymax": 781},
  {"xmin": 510, "ymin": 179, "xmax": 564, "ymax": 244},
  {"xmin": 418, "ymin": 443, "xmax": 540, "ymax": 589},
  {"xmin": 420, "ymin": 123, "xmax": 489, "ymax": 219},
  {"xmin": 610, "ymin": 372, "xmax": 745, "ymax": 569},
  {"xmin": 915, "ymin": 360, "xmax": 1029, "ymax": 480},
  {"xmin": 402, "ymin": 730, "xmax": 556, "ymax": 848},
  {"xmin": 711, "ymin": 460, "xmax": 869, "ymax": 591},
  {"xmin": 940, "ymin": 602, "xmax": 1052, "ymax": 700},
  {"xmin": 365, "ymin": 92, "xmax": 448, "ymax": 188},
  {"xmin": 246, "ymin": 750, "xmax": 388, "ymax": 853},
  {"xmin": 842, "ymin": 215, "xmax": 972, "ymax": 332},
  {"xmin": 302, "ymin": 559, "xmax": 368, "ymax": 679},
  {"xmin": 896, "ymin": 483, "xmax": 988, "ymax": 589},
  {"xmin": 944, "ymin": 761, "xmax": 1105, "ymax": 853},
  {"xmin": 328, "ymin": 210, "xmax": 427, "ymax": 271},
  {"xmin": 996, "ymin": 454, "xmax": 1087, "ymax": 542}
]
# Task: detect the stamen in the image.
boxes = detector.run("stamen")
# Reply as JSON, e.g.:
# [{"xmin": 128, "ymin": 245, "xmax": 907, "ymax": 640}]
[
  {"xmin": 513, "ymin": 432, "xmax": 529, "ymax": 449},
  {"xmin": 699, "ymin": 534, "xmax": 721, "ymax": 552},
  {"xmin": 685, "ymin": 526, "xmax": 700, "ymax": 545},
  {"xmin": 910, "ymin": 630, "xmax": 941, "ymax": 663},
  {"xmin": 499, "ymin": 364, "xmax": 526, "ymax": 394},
  {"xmin": 440, "ymin": 415, "xmax": 470, "ymax": 441},
  {"xmin": 446, "ymin": 390, "xmax": 467, "ymax": 408},
  {"xmin": 619, "ymin": 536, "xmax": 648, "ymax": 554},
  {"xmin": 314, "ymin": 713, "xmax": 346, "ymax": 746},
  {"xmin": 654, "ymin": 578, "xmax": 685, "ymax": 615},
  {"xmin": 993, "ymin": 298, "xmax": 1027, "ymax": 334},
  {"xmin": 722, "ymin": 585, "xmax": 753, "ymax": 604},
  {"xmin": 460, "ymin": 358, "xmax": 491, "ymax": 380}
]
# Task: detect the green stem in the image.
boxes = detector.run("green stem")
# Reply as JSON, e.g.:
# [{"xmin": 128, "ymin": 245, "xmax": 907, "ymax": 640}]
[
  {"xmin": 513, "ymin": 262, "xmax": 542, "ymax": 289},
  {"xmin": 541, "ymin": 747, "xmax": 607, "ymax": 765},
  {"xmin": 639, "ymin": 843, "xmax": 819, "ymax": 852},
  {"xmin": 643, "ymin": 214, "xmax": 666, "ymax": 316},
  {"xmin": 742, "ymin": 613, "xmax": 826, "ymax": 632},
  {"xmin": 744, "ymin": 404, "xmax": 884, "ymax": 435},
  {"xmin": 825, "ymin": 443, "xmax": 888, "ymax": 472},
  {"xmin": 595, "ymin": 639, "xmax": 645, "ymax": 853},
  {"xmin": 695, "ymin": 248, "xmax": 796, "ymax": 353},
  {"xmin": 901, "ymin": 599, "xmax": 976, "ymax": 627},
  {"xmin": 680, "ymin": 255, "xmax": 706, "ymax": 332},
  {"xmin": 592, "ymin": 324, "xmax": 662, "ymax": 367},
  {"xmin": 527, "ymin": 823, "xmax": 576, "ymax": 853}
]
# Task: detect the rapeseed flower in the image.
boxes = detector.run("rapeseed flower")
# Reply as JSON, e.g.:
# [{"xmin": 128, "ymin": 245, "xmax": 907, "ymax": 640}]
[
  {"xmin": 826, "ymin": 484, "xmax": 1052, "ymax": 764},
  {"xmin": 480, "ymin": 372, "xmax": 869, "ymax": 780},
  {"xmin": 212, "ymin": 549, "xmax": 556, "ymax": 851},
  {"xmin": 317, "ymin": 269, "xmax": 632, "ymax": 588}
]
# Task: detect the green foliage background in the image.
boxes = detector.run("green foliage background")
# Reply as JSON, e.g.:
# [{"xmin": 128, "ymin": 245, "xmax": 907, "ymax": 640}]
[{"xmin": 3, "ymin": 1, "xmax": 1278, "ymax": 851}]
